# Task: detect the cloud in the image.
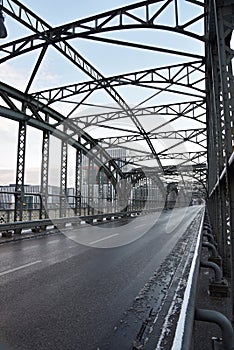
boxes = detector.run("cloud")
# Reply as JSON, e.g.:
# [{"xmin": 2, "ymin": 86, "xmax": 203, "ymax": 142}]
[
  {"xmin": 0, "ymin": 60, "xmax": 60, "ymax": 92},
  {"xmin": 0, "ymin": 169, "xmax": 15, "ymax": 185},
  {"xmin": 0, "ymin": 62, "xmax": 27, "ymax": 90}
]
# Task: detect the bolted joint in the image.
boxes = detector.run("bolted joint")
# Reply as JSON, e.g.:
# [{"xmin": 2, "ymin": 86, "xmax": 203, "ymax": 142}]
[{"xmin": 209, "ymin": 278, "xmax": 230, "ymax": 298}]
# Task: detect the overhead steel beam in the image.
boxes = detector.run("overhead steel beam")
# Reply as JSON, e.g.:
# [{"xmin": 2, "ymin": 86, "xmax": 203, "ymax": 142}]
[
  {"xmin": 31, "ymin": 60, "xmax": 205, "ymax": 106},
  {"xmin": 0, "ymin": 105, "xmax": 121, "ymax": 184},
  {"xmin": 0, "ymin": 82, "xmax": 126, "ymax": 179},
  {"xmin": 0, "ymin": 1, "xmax": 208, "ymax": 194},
  {"xmin": 1, "ymin": 2, "xmax": 165, "ymax": 172},
  {"xmin": 1, "ymin": 0, "xmax": 207, "ymax": 65},
  {"xmin": 71, "ymin": 100, "xmax": 206, "ymax": 128},
  {"xmin": 97, "ymin": 128, "xmax": 206, "ymax": 145}
]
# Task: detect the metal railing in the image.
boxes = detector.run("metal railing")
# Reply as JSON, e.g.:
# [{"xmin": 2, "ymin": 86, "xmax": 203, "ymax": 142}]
[
  {"xmin": 0, "ymin": 208, "xmax": 158, "ymax": 236},
  {"xmin": 171, "ymin": 208, "xmax": 234, "ymax": 350}
]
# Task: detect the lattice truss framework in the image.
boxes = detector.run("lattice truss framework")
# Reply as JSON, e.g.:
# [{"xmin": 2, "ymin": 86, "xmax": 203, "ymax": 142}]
[{"xmin": 0, "ymin": 0, "xmax": 208, "ymax": 196}]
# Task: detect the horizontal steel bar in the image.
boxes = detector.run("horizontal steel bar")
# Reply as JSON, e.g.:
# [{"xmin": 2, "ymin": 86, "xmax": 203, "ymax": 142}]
[
  {"xmin": 0, "ymin": 209, "xmax": 154, "ymax": 233},
  {"xmin": 171, "ymin": 207, "xmax": 205, "ymax": 350},
  {"xmin": 195, "ymin": 308, "xmax": 234, "ymax": 350},
  {"xmin": 200, "ymin": 260, "xmax": 223, "ymax": 283}
]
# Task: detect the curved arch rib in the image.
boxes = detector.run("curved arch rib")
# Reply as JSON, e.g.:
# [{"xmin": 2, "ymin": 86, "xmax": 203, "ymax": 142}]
[
  {"xmin": 2, "ymin": 1, "xmax": 165, "ymax": 171},
  {"xmin": 31, "ymin": 60, "xmax": 205, "ymax": 105}
]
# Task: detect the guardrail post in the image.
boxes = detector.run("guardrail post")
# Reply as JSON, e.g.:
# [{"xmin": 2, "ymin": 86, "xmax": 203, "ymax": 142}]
[
  {"xmin": 1, "ymin": 230, "xmax": 13, "ymax": 238},
  {"xmin": 200, "ymin": 260, "xmax": 230, "ymax": 297},
  {"xmin": 203, "ymin": 231, "xmax": 216, "ymax": 245},
  {"xmin": 203, "ymin": 239, "xmax": 223, "ymax": 267},
  {"xmin": 202, "ymin": 241, "xmax": 219, "ymax": 258},
  {"xmin": 195, "ymin": 308, "xmax": 234, "ymax": 350},
  {"xmin": 201, "ymin": 260, "xmax": 223, "ymax": 283},
  {"xmin": 14, "ymin": 228, "xmax": 22, "ymax": 235}
]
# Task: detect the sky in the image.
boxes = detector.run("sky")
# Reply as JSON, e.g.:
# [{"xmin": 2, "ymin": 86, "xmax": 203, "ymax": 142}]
[{"xmin": 0, "ymin": 0, "xmax": 223, "ymax": 186}]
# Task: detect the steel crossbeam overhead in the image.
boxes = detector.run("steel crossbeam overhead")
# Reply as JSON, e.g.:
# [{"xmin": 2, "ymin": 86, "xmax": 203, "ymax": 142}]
[
  {"xmin": 1, "ymin": 1, "xmax": 165, "ymax": 171},
  {"xmin": 114, "ymin": 154, "xmax": 207, "ymax": 187},
  {"xmin": 115, "ymin": 150, "xmax": 206, "ymax": 167},
  {"xmin": 158, "ymin": 151, "xmax": 207, "ymax": 163},
  {"xmin": 0, "ymin": 2, "xmax": 207, "ymax": 199},
  {"xmin": 0, "ymin": 0, "xmax": 208, "ymax": 195},
  {"xmin": 1, "ymin": 0, "xmax": 207, "ymax": 64},
  {"xmin": 0, "ymin": 82, "xmax": 125, "ymax": 183},
  {"xmin": 71, "ymin": 100, "xmax": 206, "ymax": 129},
  {"xmin": 31, "ymin": 60, "xmax": 205, "ymax": 106},
  {"xmin": 97, "ymin": 128, "xmax": 207, "ymax": 147}
]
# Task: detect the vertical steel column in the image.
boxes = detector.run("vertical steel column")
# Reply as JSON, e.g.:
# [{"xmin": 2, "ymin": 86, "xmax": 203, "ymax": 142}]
[
  {"xmin": 107, "ymin": 164, "xmax": 112, "ymax": 213},
  {"xmin": 75, "ymin": 145, "xmax": 82, "ymax": 216},
  {"xmin": 40, "ymin": 126, "xmax": 50, "ymax": 219},
  {"xmin": 209, "ymin": 44, "xmax": 228, "ymax": 267},
  {"xmin": 206, "ymin": 46, "xmax": 221, "ymax": 235},
  {"xmin": 114, "ymin": 167, "xmax": 119, "ymax": 213},
  {"xmin": 213, "ymin": 0, "xmax": 234, "ymax": 318},
  {"xmin": 97, "ymin": 154, "xmax": 104, "ymax": 213},
  {"xmin": 14, "ymin": 121, "xmax": 27, "ymax": 223},
  {"xmin": 60, "ymin": 127, "xmax": 68, "ymax": 218},
  {"xmin": 220, "ymin": 181, "xmax": 231, "ymax": 276},
  {"xmin": 87, "ymin": 157, "xmax": 94, "ymax": 215}
]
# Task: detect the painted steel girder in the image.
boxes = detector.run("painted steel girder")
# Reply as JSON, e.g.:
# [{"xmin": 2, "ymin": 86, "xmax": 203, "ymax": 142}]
[
  {"xmin": 1, "ymin": 3, "xmax": 164, "ymax": 171},
  {"xmin": 118, "ymin": 150, "xmax": 206, "ymax": 165},
  {"xmin": 120, "ymin": 155, "xmax": 207, "ymax": 185},
  {"xmin": 98, "ymin": 128, "xmax": 207, "ymax": 147},
  {"xmin": 0, "ymin": 95, "xmax": 124, "ymax": 183},
  {"xmin": 115, "ymin": 147, "xmax": 207, "ymax": 169},
  {"xmin": 1, "ymin": 0, "xmax": 206, "ymax": 65},
  {"xmin": 206, "ymin": 0, "xmax": 234, "ymax": 193},
  {"xmin": 71, "ymin": 100, "xmax": 206, "ymax": 128},
  {"xmin": 2, "ymin": 0, "xmax": 205, "ymax": 37},
  {"xmin": 159, "ymin": 151, "xmax": 207, "ymax": 162},
  {"xmin": 0, "ymin": 81, "xmax": 164, "ymax": 175},
  {"xmin": 0, "ymin": 1, "xmax": 208, "ymax": 172},
  {"xmin": 0, "ymin": 2, "xmax": 210, "ymax": 180},
  {"xmin": 31, "ymin": 60, "xmax": 206, "ymax": 105}
]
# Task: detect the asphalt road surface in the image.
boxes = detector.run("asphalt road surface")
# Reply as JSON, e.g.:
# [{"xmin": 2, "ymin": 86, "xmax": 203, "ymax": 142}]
[{"xmin": 0, "ymin": 206, "xmax": 202, "ymax": 350}]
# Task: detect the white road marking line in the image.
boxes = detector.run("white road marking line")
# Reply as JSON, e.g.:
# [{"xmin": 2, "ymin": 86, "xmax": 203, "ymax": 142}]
[
  {"xmin": 0, "ymin": 260, "xmax": 42, "ymax": 277},
  {"xmin": 47, "ymin": 240, "xmax": 60, "ymax": 245},
  {"xmin": 88, "ymin": 233, "xmax": 119, "ymax": 245},
  {"xmin": 22, "ymin": 245, "xmax": 39, "ymax": 251},
  {"xmin": 135, "ymin": 224, "xmax": 147, "ymax": 228}
]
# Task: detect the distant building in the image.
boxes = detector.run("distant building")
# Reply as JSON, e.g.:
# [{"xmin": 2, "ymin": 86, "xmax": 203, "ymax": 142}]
[{"xmin": 81, "ymin": 147, "xmax": 131, "ymax": 184}]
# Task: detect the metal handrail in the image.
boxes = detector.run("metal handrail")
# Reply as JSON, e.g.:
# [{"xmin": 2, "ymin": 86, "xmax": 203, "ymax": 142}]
[
  {"xmin": 171, "ymin": 207, "xmax": 205, "ymax": 350},
  {"xmin": 0, "ymin": 208, "xmax": 155, "ymax": 234},
  {"xmin": 171, "ymin": 208, "xmax": 234, "ymax": 350}
]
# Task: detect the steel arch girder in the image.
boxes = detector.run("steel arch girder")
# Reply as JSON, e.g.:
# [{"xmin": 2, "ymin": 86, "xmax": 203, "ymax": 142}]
[
  {"xmin": 0, "ymin": 84, "xmax": 126, "ymax": 183},
  {"xmin": 1, "ymin": 0, "xmax": 209, "ymax": 174},
  {"xmin": 97, "ymin": 128, "xmax": 207, "ymax": 146},
  {"xmin": 1, "ymin": 2, "xmax": 164, "ymax": 171},
  {"xmin": 0, "ymin": 105, "xmax": 123, "ymax": 185},
  {"xmin": 31, "ymin": 60, "xmax": 206, "ymax": 105},
  {"xmin": 71, "ymin": 100, "xmax": 206, "ymax": 128},
  {"xmin": 1, "ymin": 0, "xmax": 207, "ymax": 64}
]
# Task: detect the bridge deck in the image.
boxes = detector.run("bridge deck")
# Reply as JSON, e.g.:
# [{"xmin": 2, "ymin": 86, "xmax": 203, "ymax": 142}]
[{"xmin": 0, "ymin": 207, "xmax": 202, "ymax": 350}]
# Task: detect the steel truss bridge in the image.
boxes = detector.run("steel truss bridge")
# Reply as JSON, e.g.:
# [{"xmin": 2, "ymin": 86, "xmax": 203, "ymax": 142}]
[{"xmin": 0, "ymin": 0, "xmax": 233, "ymax": 348}]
